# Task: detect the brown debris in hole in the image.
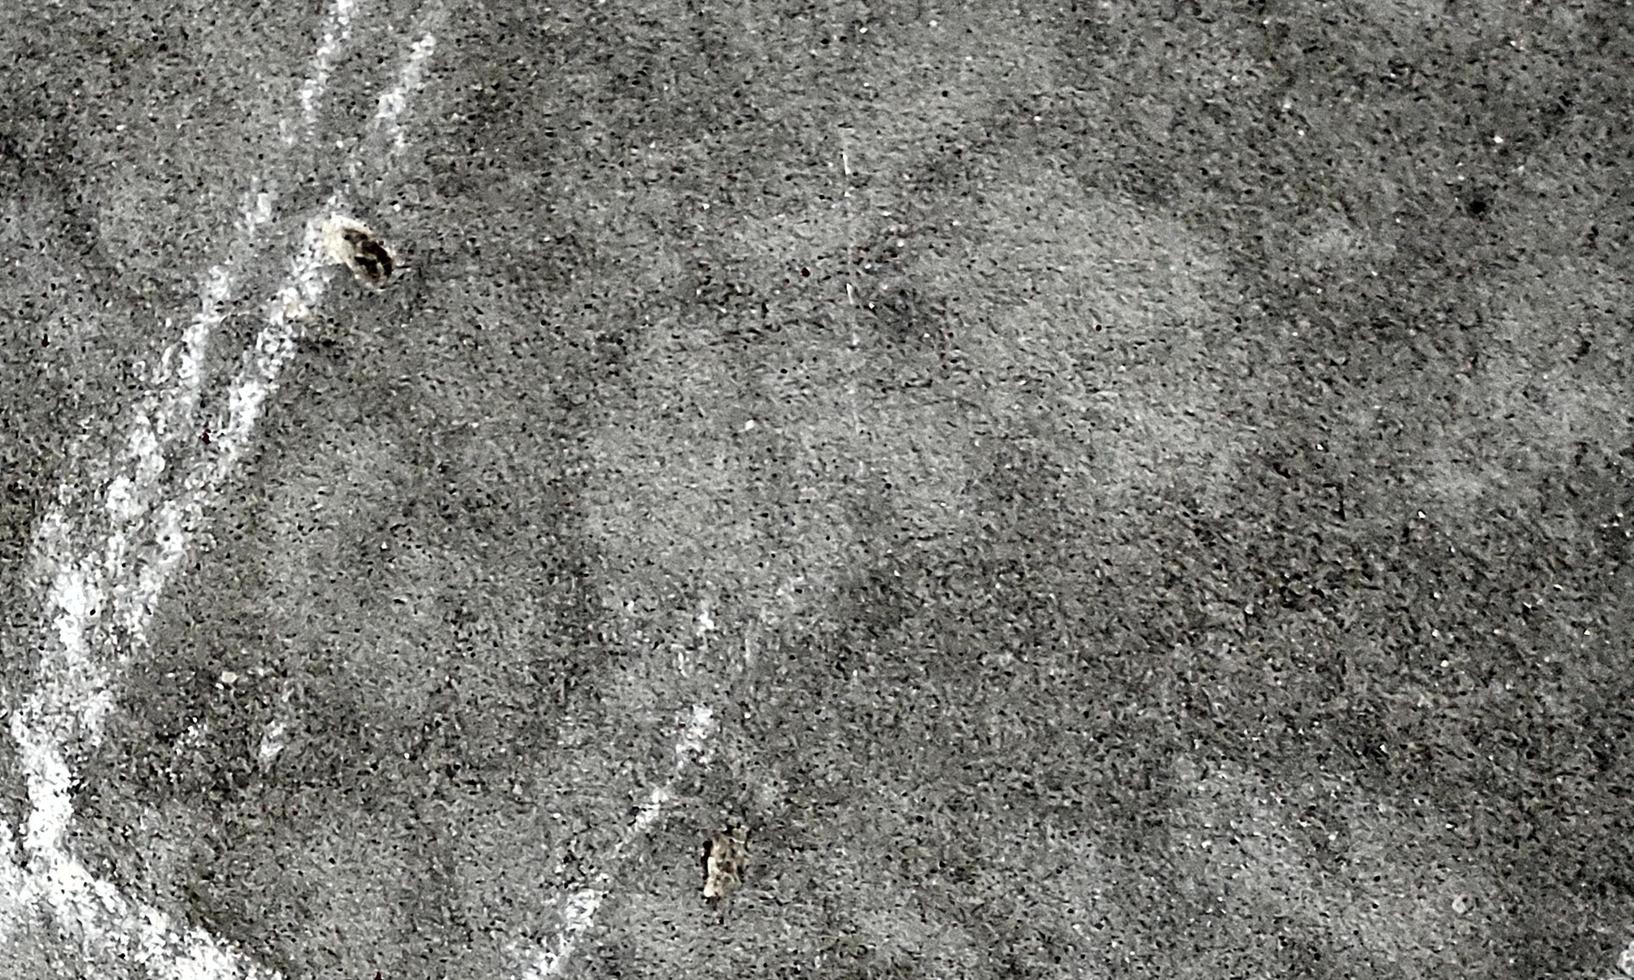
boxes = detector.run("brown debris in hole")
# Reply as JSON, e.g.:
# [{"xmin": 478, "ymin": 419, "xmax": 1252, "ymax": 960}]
[
  {"xmin": 702, "ymin": 824, "xmax": 749, "ymax": 907},
  {"xmin": 322, "ymin": 214, "xmax": 397, "ymax": 290}
]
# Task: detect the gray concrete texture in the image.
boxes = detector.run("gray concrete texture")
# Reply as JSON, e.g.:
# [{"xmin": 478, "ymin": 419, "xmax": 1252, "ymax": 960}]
[{"xmin": 2, "ymin": 0, "xmax": 1634, "ymax": 978}]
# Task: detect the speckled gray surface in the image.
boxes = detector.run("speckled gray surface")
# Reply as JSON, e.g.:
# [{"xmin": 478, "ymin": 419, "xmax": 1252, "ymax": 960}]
[{"xmin": 3, "ymin": 1, "xmax": 1634, "ymax": 978}]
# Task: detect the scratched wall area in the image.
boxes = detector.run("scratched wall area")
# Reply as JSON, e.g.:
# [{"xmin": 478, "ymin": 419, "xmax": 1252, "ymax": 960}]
[{"xmin": 3, "ymin": 2, "xmax": 1634, "ymax": 979}]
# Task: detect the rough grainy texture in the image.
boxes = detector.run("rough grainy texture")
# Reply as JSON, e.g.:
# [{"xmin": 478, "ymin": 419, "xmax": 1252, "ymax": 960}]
[{"xmin": 3, "ymin": 1, "xmax": 1634, "ymax": 979}]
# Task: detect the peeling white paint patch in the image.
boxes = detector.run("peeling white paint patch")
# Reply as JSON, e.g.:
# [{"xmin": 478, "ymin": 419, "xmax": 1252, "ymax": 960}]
[
  {"xmin": 239, "ymin": 188, "xmax": 276, "ymax": 238},
  {"xmin": 255, "ymin": 679, "xmax": 298, "ymax": 772}
]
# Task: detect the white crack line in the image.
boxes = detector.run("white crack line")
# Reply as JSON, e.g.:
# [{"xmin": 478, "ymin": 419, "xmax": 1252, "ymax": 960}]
[
  {"xmin": 5, "ymin": 2, "xmax": 446, "ymax": 975},
  {"xmin": 520, "ymin": 705, "xmax": 718, "ymax": 980}
]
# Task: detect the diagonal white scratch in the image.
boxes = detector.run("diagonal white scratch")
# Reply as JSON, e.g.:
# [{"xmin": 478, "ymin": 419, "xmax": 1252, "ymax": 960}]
[
  {"xmin": 5, "ymin": 1, "xmax": 447, "ymax": 976},
  {"xmin": 1615, "ymin": 936, "xmax": 1634, "ymax": 978},
  {"xmin": 292, "ymin": 0, "xmax": 360, "ymax": 145},
  {"xmin": 375, "ymin": 32, "xmax": 439, "ymax": 153},
  {"xmin": 520, "ymin": 705, "xmax": 717, "ymax": 980}
]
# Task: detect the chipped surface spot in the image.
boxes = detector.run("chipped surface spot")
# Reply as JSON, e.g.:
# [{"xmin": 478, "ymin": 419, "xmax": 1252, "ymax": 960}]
[{"xmin": 321, "ymin": 214, "xmax": 396, "ymax": 290}]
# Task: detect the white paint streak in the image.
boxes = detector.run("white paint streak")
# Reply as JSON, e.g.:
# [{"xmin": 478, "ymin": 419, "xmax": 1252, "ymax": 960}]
[
  {"xmin": 696, "ymin": 596, "xmax": 716, "ymax": 636},
  {"xmin": 293, "ymin": 0, "xmax": 359, "ymax": 144},
  {"xmin": 525, "ymin": 885, "xmax": 607, "ymax": 980},
  {"xmin": 11, "ymin": 695, "xmax": 289, "ymax": 979},
  {"xmin": 140, "ymin": 210, "xmax": 333, "ymax": 608},
  {"xmin": 256, "ymin": 719, "xmax": 289, "ymax": 767},
  {"xmin": 519, "ymin": 705, "xmax": 717, "ymax": 980},
  {"xmin": 375, "ymin": 32, "xmax": 439, "ymax": 152},
  {"xmin": 673, "ymin": 704, "xmax": 716, "ymax": 771},
  {"xmin": 91, "ymin": 0, "xmax": 447, "ymax": 668},
  {"xmin": 28, "ymin": 851, "xmax": 282, "ymax": 980},
  {"xmin": 14, "ymin": 186, "xmax": 290, "ymax": 774},
  {"xmin": 255, "ymin": 679, "xmax": 298, "ymax": 771},
  {"xmin": 0, "ymin": 817, "xmax": 29, "ymax": 916},
  {"xmin": 5, "ymin": 2, "xmax": 444, "ymax": 974}
]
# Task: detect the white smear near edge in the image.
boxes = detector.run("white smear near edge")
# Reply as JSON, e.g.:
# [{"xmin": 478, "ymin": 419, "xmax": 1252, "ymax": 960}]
[
  {"xmin": 25, "ymin": 849, "xmax": 282, "ymax": 980},
  {"xmin": 520, "ymin": 705, "xmax": 716, "ymax": 980},
  {"xmin": 1617, "ymin": 937, "xmax": 1634, "ymax": 978}
]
